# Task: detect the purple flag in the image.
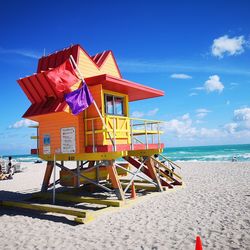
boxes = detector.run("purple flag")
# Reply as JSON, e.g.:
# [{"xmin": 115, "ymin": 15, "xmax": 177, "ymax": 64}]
[{"xmin": 65, "ymin": 81, "xmax": 94, "ymax": 115}]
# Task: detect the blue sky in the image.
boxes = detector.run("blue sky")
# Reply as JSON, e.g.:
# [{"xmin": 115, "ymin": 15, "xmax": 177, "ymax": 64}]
[{"xmin": 0, "ymin": 0, "xmax": 250, "ymax": 155}]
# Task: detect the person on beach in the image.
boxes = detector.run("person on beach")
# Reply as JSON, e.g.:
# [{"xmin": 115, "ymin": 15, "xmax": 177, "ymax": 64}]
[
  {"xmin": 232, "ymin": 155, "xmax": 238, "ymax": 162},
  {"xmin": 7, "ymin": 156, "xmax": 15, "ymax": 176},
  {"xmin": 154, "ymin": 154, "xmax": 175, "ymax": 177},
  {"xmin": 0, "ymin": 164, "xmax": 13, "ymax": 180},
  {"xmin": 0, "ymin": 157, "xmax": 14, "ymax": 180}
]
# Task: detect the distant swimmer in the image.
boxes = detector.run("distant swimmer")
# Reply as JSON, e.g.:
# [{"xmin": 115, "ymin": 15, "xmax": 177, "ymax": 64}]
[{"xmin": 232, "ymin": 156, "xmax": 238, "ymax": 162}]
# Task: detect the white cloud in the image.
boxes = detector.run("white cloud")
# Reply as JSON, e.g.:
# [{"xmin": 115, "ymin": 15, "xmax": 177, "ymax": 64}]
[
  {"xmin": 193, "ymin": 87, "xmax": 205, "ymax": 91},
  {"xmin": 196, "ymin": 108, "xmax": 210, "ymax": 113},
  {"xmin": 189, "ymin": 92, "xmax": 198, "ymax": 97},
  {"xmin": 147, "ymin": 108, "xmax": 159, "ymax": 116},
  {"xmin": 181, "ymin": 113, "xmax": 190, "ymax": 120},
  {"xmin": 160, "ymin": 107, "xmax": 250, "ymax": 147},
  {"xmin": 226, "ymin": 100, "xmax": 230, "ymax": 105},
  {"xmin": 131, "ymin": 111, "xmax": 144, "ymax": 118},
  {"xmin": 234, "ymin": 107, "xmax": 250, "ymax": 121},
  {"xmin": 195, "ymin": 120, "xmax": 204, "ymax": 124},
  {"xmin": 230, "ymin": 82, "xmax": 238, "ymax": 86},
  {"xmin": 229, "ymin": 82, "xmax": 239, "ymax": 90},
  {"xmin": 163, "ymin": 113, "xmax": 197, "ymax": 138},
  {"xmin": 0, "ymin": 47, "xmax": 42, "ymax": 59},
  {"xmin": 204, "ymin": 75, "xmax": 224, "ymax": 93},
  {"xmin": 132, "ymin": 108, "xmax": 159, "ymax": 118},
  {"xmin": 233, "ymin": 107, "xmax": 250, "ymax": 130},
  {"xmin": 196, "ymin": 108, "xmax": 211, "ymax": 119},
  {"xmin": 170, "ymin": 73, "xmax": 192, "ymax": 79},
  {"xmin": 162, "ymin": 113, "xmax": 220, "ymax": 139},
  {"xmin": 9, "ymin": 119, "xmax": 38, "ymax": 129},
  {"xmin": 196, "ymin": 113, "xmax": 207, "ymax": 119},
  {"xmin": 199, "ymin": 128, "xmax": 222, "ymax": 137},
  {"xmin": 224, "ymin": 122, "xmax": 238, "ymax": 134},
  {"xmin": 224, "ymin": 107, "xmax": 250, "ymax": 135},
  {"xmin": 0, "ymin": 47, "xmax": 41, "ymax": 59},
  {"xmin": 162, "ymin": 109, "xmax": 250, "ymax": 144},
  {"xmin": 211, "ymin": 35, "xmax": 246, "ymax": 58}
]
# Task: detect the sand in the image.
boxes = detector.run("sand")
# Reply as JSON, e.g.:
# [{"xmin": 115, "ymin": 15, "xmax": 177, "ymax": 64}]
[{"xmin": 0, "ymin": 161, "xmax": 249, "ymax": 249}]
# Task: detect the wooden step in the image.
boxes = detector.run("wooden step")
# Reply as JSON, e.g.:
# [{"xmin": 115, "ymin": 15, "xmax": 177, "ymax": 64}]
[{"xmin": 1, "ymin": 200, "xmax": 87, "ymax": 218}]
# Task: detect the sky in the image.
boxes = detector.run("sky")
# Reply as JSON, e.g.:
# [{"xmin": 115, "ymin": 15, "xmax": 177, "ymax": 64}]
[{"xmin": 0, "ymin": 0, "xmax": 250, "ymax": 155}]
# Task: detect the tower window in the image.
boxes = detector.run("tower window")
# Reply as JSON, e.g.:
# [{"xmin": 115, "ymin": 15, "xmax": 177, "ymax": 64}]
[{"xmin": 104, "ymin": 94, "xmax": 125, "ymax": 116}]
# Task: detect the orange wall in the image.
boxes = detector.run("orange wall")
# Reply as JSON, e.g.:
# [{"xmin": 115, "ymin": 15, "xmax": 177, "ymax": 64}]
[
  {"xmin": 86, "ymin": 84, "xmax": 103, "ymax": 118},
  {"xmin": 37, "ymin": 112, "xmax": 84, "ymax": 155}
]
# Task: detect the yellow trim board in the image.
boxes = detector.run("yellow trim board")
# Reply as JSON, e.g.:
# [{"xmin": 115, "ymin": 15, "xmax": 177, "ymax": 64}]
[
  {"xmin": 32, "ymin": 192, "xmax": 123, "ymax": 207},
  {"xmin": 39, "ymin": 148, "xmax": 164, "ymax": 161},
  {"xmin": 127, "ymin": 148, "xmax": 163, "ymax": 157},
  {"xmin": 1, "ymin": 182, "xmax": 185, "ymax": 224},
  {"xmin": 39, "ymin": 151, "xmax": 126, "ymax": 161},
  {"xmin": 0, "ymin": 200, "xmax": 87, "ymax": 218}
]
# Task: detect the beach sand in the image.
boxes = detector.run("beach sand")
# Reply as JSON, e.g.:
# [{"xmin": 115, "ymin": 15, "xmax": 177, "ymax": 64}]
[{"xmin": 0, "ymin": 161, "xmax": 249, "ymax": 249}]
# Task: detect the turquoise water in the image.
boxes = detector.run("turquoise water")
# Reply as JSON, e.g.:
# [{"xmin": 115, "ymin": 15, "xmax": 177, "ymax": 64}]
[
  {"xmin": 162, "ymin": 144, "xmax": 250, "ymax": 162},
  {"xmin": 2, "ymin": 144, "xmax": 250, "ymax": 162},
  {"xmin": 1, "ymin": 154, "xmax": 40, "ymax": 162}
]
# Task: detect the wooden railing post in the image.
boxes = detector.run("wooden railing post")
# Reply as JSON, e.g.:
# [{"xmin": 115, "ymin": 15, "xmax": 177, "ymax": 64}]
[
  {"xmin": 113, "ymin": 118, "xmax": 117, "ymax": 151},
  {"xmin": 145, "ymin": 121, "xmax": 148, "ymax": 149},
  {"xmin": 130, "ymin": 119, "xmax": 134, "ymax": 150},
  {"xmin": 91, "ymin": 119, "xmax": 95, "ymax": 152},
  {"xmin": 157, "ymin": 123, "xmax": 160, "ymax": 149}
]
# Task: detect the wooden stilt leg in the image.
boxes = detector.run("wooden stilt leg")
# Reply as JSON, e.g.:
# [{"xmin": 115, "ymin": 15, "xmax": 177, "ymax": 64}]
[
  {"xmin": 107, "ymin": 162, "xmax": 125, "ymax": 200},
  {"xmin": 145, "ymin": 157, "xmax": 163, "ymax": 192},
  {"xmin": 88, "ymin": 161, "xmax": 95, "ymax": 168},
  {"xmin": 41, "ymin": 161, "xmax": 54, "ymax": 192}
]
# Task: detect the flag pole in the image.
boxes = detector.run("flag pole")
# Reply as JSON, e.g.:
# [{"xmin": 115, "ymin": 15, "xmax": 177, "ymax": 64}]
[{"xmin": 69, "ymin": 55, "xmax": 116, "ymax": 151}]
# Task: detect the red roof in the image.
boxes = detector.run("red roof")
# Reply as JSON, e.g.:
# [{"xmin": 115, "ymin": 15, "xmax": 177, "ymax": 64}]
[
  {"xmin": 85, "ymin": 74, "xmax": 164, "ymax": 101},
  {"xmin": 17, "ymin": 72, "xmax": 65, "ymax": 104},
  {"xmin": 91, "ymin": 51, "xmax": 111, "ymax": 67},
  {"xmin": 37, "ymin": 45, "xmax": 79, "ymax": 73},
  {"xmin": 23, "ymin": 98, "xmax": 67, "ymax": 118},
  {"xmin": 37, "ymin": 45, "xmax": 122, "ymax": 78},
  {"xmin": 18, "ymin": 44, "xmax": 164, "ymax": 118}
]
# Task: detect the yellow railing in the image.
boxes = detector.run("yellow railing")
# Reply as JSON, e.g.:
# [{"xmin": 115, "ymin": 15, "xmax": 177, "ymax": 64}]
[
  {"xmin": 130, "ymin": 117, "xmax": 163, "ymax": 150},
  {"xmin": 85, "ymin": 115, "xmax": 164, "ymax": 151}
]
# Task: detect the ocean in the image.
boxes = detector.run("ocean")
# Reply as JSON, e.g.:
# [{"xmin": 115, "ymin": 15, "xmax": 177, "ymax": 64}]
[
  {"xmin": 1, "ymin": 144, "xmax": 250, "ymax": 162},
  {"xmin": 162, "ymin": 144, "xmax": 250, "ymax": 162}
]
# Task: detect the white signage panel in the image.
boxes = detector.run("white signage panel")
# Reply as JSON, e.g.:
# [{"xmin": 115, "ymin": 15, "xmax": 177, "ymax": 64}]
[
  {"xmin": 43, "ymin": 145, "xmax": 51, "ymax": 154},
  {"xmin": 43, "ymin": 134, "xmax": 51, "ymax": 154},
  {"xmin": 61, "ymin": 127, "xmax": 76, "ymax": 154}
]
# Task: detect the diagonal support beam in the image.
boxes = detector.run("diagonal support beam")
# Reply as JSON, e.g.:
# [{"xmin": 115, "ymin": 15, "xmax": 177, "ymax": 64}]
[
  {"xmin": 123, "ymin": 157, "xmax": 147, "ymax": 193},
  {"xmin": 106, "ymin": 162, "xmax": 125, "ymax": 200},
  {"xmin": 151, "ymin": 157, "xmax": 182, "ymax": 185},
  {"xmin": 55, "ymin": 162, "xmax": 112, "ymax": 192},
  {"xmin": 115, "ymin": 163, "xmax": 157, "ymax": 186},
  {"xmin": 145, "ymin": 157, "xmax": 163, "ymax": 192},
  {"xmin": 124, "ymin": 156, "xmax": 164, "ymax": 192},
  {"xmin": 41, "ymin": 161, "xmax": 54, "ymax": 192}
]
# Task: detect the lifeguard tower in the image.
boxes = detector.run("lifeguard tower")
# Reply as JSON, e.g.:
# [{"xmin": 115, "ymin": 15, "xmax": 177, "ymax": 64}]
[{"xmin": 1, "ymin": 44, "xmax": 182, "ymax": 223}]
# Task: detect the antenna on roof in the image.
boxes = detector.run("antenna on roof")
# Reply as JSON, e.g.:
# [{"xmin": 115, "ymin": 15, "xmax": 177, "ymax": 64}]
[{"xmin": 43, "ymin": 48, "xmax": 46, "ymax": 57}]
